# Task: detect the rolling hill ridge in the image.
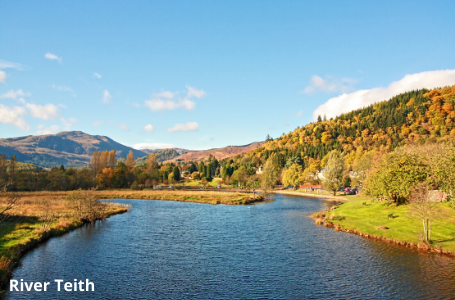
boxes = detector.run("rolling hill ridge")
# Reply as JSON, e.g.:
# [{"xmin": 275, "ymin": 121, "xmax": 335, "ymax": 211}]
[{"xmin": 0, "ymin": 131, "xmax": 147, "ymax": 168}]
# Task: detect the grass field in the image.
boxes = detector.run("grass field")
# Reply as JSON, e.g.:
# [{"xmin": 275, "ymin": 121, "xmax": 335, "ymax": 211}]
[{"xmin": 317, "ymin": 200, "xmax": 455, "ymax": 254}]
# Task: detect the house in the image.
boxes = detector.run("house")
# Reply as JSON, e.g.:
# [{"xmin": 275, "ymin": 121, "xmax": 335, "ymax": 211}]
[{"xmin": 256, "ymin": 165, "xmax": 263, "ymax": 175}]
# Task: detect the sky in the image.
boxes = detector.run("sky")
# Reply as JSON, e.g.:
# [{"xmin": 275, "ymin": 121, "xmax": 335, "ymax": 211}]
[{"xmin": 1, "ymin": 0, "xmax": 455, "ymax": 150}]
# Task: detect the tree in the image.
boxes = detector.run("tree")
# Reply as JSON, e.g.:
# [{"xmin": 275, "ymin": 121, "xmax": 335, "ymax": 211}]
[
  {"xmin": 408, "ymin": 182, "xmax": 443, "ymax": 242},
  {"xmin": 322, "ymin": 150, "xmax": 346, "ymax": 195},
  {"xmin": 282, "ymin": 164, "xmax": 302, "ymax": 187},
  {"xmin": 260, "ymin": 159, "xmax": 279, "ymax": 196},
  {"xmin": 145, "ymin": 153, "xmax": 158, "ymax": 173},
  {"xmin": 173, "ymin": 166, "xmax": 180, "ymax": 182},
  {"xmin": 0, "ymin": 181, "xmax": 20, "ymax": 222},
  {"xmin": 125, "ymin": 150, "xmax": 135, "ymax": 172},
  {"xmin": 246, "ymin": 174, "xmax": 259, "ymax": 199},
  {"xmin": 108, "ymin": 150, "xmax": 117, "ymax": 169},
  {"xmin": 364, "ymin": 149, "xmax": 429, "ymax": 202},
  {"xmin": 191, "ymin": 172, "xmax": 199, "ymax": 180}
]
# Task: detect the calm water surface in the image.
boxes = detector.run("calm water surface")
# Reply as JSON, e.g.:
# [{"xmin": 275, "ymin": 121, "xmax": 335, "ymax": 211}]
[{"xmin": 6, "ymin": 194, "xmax": 455, "ymax": 299}]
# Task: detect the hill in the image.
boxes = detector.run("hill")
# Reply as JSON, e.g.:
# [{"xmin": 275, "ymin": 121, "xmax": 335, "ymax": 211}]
[
  {"xmin": 0, "ymin": 131, "xmax": 147, "ymax": 168},
  {"xmin": 135, "ymin": 148, "xmax": 185, "ymax": 164},
  {"xmin": 242, "ymin": 85, "xmax": 455, "ymax": 169},
  {"xmin": 166, "ymin": 142, "xmax": 264, "ymax": 162},
  {"xmin": 244, "ymin": 86, "xmax": 455, "ymax": 167}
]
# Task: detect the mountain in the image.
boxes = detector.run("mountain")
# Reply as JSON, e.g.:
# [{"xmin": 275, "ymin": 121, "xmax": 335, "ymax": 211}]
[
  {"xmin": 165, "ymin": 142, "xmax": 264, "ymax": 162},
  {"xmin": 0, "ymin": 131, "xmax": 147, "ymax": 168}
]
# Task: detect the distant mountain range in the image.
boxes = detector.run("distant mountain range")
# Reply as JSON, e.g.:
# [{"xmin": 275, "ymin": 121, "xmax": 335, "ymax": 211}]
[
  {"xmin": 163, "ymin": 142, "xmax": 264, "ymax": 162},
  {"xmin": 0, "ymin": 131, "xmax": 147, "ymax": 168},
  {"xmin": 0, "ymin": 131, "xmax": 264, "ymax": 168}
]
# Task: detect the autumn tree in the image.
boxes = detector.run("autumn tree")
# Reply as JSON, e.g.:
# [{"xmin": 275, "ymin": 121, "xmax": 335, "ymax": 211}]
[
  {"xmin": 322, "ymin": 150, "xmax": 346, "ymax": 195},
  {"xmin": 364, "ymin": 148, "xmax": 429, "ymax": 202},
  {"xmin": 145, "ymin": 153, "xmax": 158, "ymax": 173},
  {"xmin": 260, "ymin": 159, "xmax": 279, "ymax": 195},
  {"xmin": 108, "ymin": 150, "xmax": 117, "ymax": 169},
  {"xmin": 282, "ymin": 164, "xmax": 302, "ymax": 187},
  {"xmin": 125, "ymin": 150, "xmax": 135, "ymax": 172}
]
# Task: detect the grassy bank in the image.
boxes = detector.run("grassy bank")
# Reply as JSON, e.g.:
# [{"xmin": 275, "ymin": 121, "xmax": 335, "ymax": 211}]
[
  {"xmin": 312, "ymin": 200, "xmax": 455, "ymax": 255},
  {"xmin": 0, "ymin": 192, "xmax": 128, "ymax": 297},
  {"xmin": 94, "ymin": 190, "xmax": 262, "ymax": 205}
]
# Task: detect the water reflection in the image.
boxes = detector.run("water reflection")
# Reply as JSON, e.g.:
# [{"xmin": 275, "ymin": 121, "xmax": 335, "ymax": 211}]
[{"xmin": 6, "ymin": 195, "xmax": 455, "ymax": 300}]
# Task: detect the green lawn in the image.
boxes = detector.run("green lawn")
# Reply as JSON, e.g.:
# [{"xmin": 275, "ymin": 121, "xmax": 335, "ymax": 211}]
[{"xmin": 324, "ymin": 200, "xmax": 455, "ymax": 252}]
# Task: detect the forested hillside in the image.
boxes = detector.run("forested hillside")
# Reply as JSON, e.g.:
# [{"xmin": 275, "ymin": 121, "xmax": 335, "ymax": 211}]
[
  {"xmin": 136, "ymin": 149, "xmax": 182, "ymax": 164},
  {"xmin": 248, "ymin": 86, "xmax": 455, "ymax": 168}
]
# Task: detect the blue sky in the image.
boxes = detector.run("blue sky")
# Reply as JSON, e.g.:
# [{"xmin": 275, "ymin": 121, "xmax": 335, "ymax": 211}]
[{"xmin": 1, "ymin": 0, "xmax": 455, "ymax": 150}]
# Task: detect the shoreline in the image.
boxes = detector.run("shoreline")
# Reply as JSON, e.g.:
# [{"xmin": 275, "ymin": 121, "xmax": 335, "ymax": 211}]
[
  {"xmin": 310, "ymin": 204, "xmax": 455, "ymax": 258},
  {"xmin": 0, "ymin": 208, "xmax": 128, "ymax": 298},
  {"xmin": 271, "ymin": 190, "xmax": 347, "ymax": 202}
]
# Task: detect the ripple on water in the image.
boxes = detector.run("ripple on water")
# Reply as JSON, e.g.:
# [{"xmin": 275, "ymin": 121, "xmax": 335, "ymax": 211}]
[{"xmin": 6, "ymin": 195, "xmax": 455, "ymax": 300}]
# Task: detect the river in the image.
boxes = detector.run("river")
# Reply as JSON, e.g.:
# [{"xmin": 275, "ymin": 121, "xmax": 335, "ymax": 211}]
[{"xmin": 6, "ymin": 194, "xmax": 455, "ymax": 299}]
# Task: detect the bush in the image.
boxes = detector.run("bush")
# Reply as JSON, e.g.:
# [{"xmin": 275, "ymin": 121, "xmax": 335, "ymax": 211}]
[{"xmin": 130, "ymin": 181, "xmax": 140, "ymax": 190}]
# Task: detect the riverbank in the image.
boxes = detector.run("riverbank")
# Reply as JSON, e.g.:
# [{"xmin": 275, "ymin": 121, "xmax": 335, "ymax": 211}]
[
  {"xmin": 0, "ymin": 193, "xmax": 129, "ymax": 297},
  {"xmin": 271, "ymin": 189, "xmax": 371, "ymax": 202},
  {"xmin": 95, "ymin": 190, "xmax": 263, "ymax": 205},
  {"xmin": 311, "ymin": 200, "xmax": 455, "ymax": 256}
]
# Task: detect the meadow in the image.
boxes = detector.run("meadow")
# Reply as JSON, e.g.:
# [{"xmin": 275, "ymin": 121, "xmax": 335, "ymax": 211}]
[{"xmin": 313, "ymin": 200, "xmax": 455, "ymax": 255}]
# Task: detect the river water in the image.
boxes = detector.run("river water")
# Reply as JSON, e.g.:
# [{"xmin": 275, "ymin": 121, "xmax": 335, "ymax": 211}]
[{"xmin": 6, "ymin": 194, "xmax": 455, "ymax": 299}]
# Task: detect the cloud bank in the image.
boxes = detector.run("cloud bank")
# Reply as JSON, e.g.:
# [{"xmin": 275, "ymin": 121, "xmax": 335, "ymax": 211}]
[{"xmin": 312, "ymin": 70, "xmax": 455, "ymax": 121}]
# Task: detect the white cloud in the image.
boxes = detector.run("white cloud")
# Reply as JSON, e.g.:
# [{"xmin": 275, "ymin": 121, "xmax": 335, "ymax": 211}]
[
  {"xmin": 103, "ymin": 90, "xmax": 111, "ymax": 104},
  {"xmin": 186, "ymin": 86, "xmax": 206, "ymax": 98},
  {"xmin": 303, "ymin": 75, "xmax": 356, "ymax": 94},
  {"xmin": 282, "ymin": 121, "xmax": 289, "ymax": 127},
  {"xmin": 0, "ymin": 89, "xmax": 31, "ymax": 99},
  {"xmin": 0, "ymin": 60, "xmax": 25, "ymax": 84},
  {"xmin": 93, "ymin": 120, "xmax": 103, "ymax": 127},
  {"xmin": 94, "ymin": 72, "xmax": 102, "ymax": 79},
  {"xmin": 131, "ymin": 142, "xmax": 176, "ymax": 150},
  {"xmin": 52, "ymin": 85, "xmax": 74, "ymax": 93},
  {"xmin": 44, "ymin": 52, "xmax": 62, "ymax": 63},
  {"xmin": 60, "ymin": 117, "xmax": 76, "ymax": 129},
  {"xmin": 36, "ymin": 124, "xmax": 61, "ymax": 135},
  {"xmin": 118, "ymin": 123, "xmax": 130, "ymax": 130},
  {"xmin": 0, "ymin": 104, "xmax": 30, "ymax": 130},
  {"xmin": 296, "ymin": 110, "xmax": 303, "ymax": 117},
  {"xmin": 312, "ymin": 69, "xmax": 455, "ymax": 121},
  {"xmin": 145, "ymin": 98, "xmax": 195, "ymax": 111},
  {"xmin": 0, "ymin": 59, "xmax": 24, "ymax": 70},
  {"xmin": 144, "ymin": 124, "xmax": 155, "ymax": 132},
  {"xmin": 155, "ymin": 91, "xmax": 175, "ymax": 99},
  {"xmin": 26, "ymin": 103, "xmax": 60, "ymax": 120},
  {"xmin": 144, "ymin": 86, "xmax": 206, "ymax": 112},
  {"xmin": 167, "ymin": 122, "xmax": 199, "ymax": 132}
]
